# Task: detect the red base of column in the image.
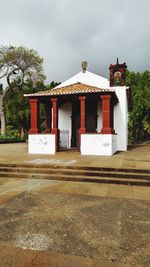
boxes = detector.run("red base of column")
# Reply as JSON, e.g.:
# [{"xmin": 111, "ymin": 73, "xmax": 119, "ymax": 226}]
[
  {"xmin": 29, "ymin": 128, "xmax": 39, "ymax": 134},
  {"xmin": 79, "ymin": 128, "xmax": 86, "ymax": 134},
  {"xmin": 100, "ymin": 128, "xmax": 115, "ymax": 134},
  {"xmin": 51, "ymin": 128, "xmax": 59, "ymax": 134},
  {"xmin": 45, "ymin": 128, "xmax": 51, "ymax": 133}
]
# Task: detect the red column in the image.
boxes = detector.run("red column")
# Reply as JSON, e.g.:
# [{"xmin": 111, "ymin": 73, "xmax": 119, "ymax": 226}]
[
  {"xmin": 29, "ymin": 98, "xmax": 39, "ymax": 134},
  {"xmin": 100, "ymin": 95, "xmax": 115, "ymax": 134},
  {"xmin": 51, "ymin": 98, "xmax": 59, "ymax": 151},
  {"xmin": 79, "ymin": 96, "xmax": 86, "ymax": 134},
  {"xmin": 45, "ymin": 102, "xmax": 51, "ymax": 133}
]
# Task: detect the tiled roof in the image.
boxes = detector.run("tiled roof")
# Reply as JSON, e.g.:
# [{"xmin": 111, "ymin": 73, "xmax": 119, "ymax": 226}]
[{"xmin": 24, "ymin": 82, "xmax": 114, "ymax": 97}]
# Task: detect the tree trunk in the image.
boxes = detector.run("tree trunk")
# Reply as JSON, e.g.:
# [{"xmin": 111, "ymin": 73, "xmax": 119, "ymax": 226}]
[
  {"xmin": 0, "ymin": 93, "xmax": 6, "ymax": 135},
  {"xmin": 20, "ymin": 127, "xmax": 25, "ymax": 140}
]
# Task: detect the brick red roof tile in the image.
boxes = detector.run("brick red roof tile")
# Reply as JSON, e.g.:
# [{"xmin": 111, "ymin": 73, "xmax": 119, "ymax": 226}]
[{"xmin": 24, "ymin": 82, "xmax": 114, "ymax": 97}]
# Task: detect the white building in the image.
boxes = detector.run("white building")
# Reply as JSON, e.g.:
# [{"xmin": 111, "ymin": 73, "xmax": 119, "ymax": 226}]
[{"xmin": 25, "ymin": 60, "xmax": 130, "ymax": 156}]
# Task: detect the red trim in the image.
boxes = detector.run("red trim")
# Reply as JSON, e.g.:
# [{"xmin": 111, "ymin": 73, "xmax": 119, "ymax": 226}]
[
  {"xmin": 100, "ymin": 95, "xmax": 115, "ymax": 134},
  {"xmin": 29, "ymin": 98, "xmax": 39, "ymax": 134},
  {"xmin": 51, "ymin": 98, "xmax": 57, "ymax": 130},
  {"xmin": 79, "ymin": 96, "xmax": 86, "ymax": 134}
]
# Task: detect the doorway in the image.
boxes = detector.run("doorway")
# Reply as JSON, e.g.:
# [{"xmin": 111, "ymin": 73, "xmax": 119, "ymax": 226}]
[
  {"xmin": 71, "ymin": 99, "xmax": 97, "ymax": 148},
  {"xmin": 86, "ymin": 100, "xmax": 97, "ymax": 132}
]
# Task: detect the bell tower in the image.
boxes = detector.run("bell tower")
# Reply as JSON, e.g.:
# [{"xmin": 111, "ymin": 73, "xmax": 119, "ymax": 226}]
[{"xmin": 109, "ymin": 58, "xmax": 127, "ymax": 87}]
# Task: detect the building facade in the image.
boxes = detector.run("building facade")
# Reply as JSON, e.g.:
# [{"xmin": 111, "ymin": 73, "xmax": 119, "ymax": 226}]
[{"xmin": 25, "ymin": 60, "xmax": 129, "ymax": 156}]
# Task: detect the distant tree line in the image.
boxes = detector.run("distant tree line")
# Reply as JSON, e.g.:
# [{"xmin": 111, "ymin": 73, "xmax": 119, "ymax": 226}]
[{"xmin": 126, "ymin": 70, "xmax": 150, "ymax": 143}]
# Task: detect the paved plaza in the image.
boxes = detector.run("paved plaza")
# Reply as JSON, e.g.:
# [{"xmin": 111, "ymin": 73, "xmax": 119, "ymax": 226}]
[
  {"xmin": 0, "ymin": 143, "xmax": 150, "ymax": 267},
  {"xmin": 0, "ymin": 142, "xmax": 150, "ymax": 169}
]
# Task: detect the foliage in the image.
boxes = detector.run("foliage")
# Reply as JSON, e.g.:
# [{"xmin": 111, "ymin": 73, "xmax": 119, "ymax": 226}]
[
  {"xmin": 0, "ymin": 45, "xmax": 46, "ymax": 135},
  {"xmin": 0, "ymin": 127, "xmax": 21, "ymax": 142},
  {"xmin": 4, "ymin": 81, "xmax": 45, "ymax": 134},
  {"xmin": 4, "ymin": 81, "xmax": 60, "ymax": 135},
  {"xmin": 126, "ymin": 70, "xmax": 150, "ymax": 143},
  {"xmin": 6, "ymin": 126, "xmax": 20, "ymax": 138},
  {"xmin": 38, "ymin": 81, "xmax": 61, "ymax": 131},
  {"xmin": 0, "ymin": 45, "xmax": 45, "ymax": 86}
]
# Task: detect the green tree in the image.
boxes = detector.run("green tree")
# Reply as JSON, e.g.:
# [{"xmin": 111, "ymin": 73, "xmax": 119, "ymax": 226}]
[
  {"xmin": 4, "ymin": 81, "xmax": 60, "ymax": 137},
  {"xmin": 126, "ymin": 70, "xmax": 150, "ymax": 143},
  {"xmin": 38, "ymin": 81, "xmax": 61, "ymax": 131},
  {"xmin": 4, "ymin": 82, "xmax": 45, "ymax": 137},
  {"xmin": 0, "ymin": 45, "xmax": 45, "ymax": 135}
]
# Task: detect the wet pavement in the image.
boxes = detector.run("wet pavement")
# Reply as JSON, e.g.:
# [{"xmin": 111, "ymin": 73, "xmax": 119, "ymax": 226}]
[
  {"xmin": 0, "ymin": 143, "xmax": 150, "ymax": 170},
  {"xmin": 0, "ymin": 177, "xmax": 150, "ymax": 267},
  {"xmin": 0, "ymin": 143, "xmax": 150, "ymax": 266}
]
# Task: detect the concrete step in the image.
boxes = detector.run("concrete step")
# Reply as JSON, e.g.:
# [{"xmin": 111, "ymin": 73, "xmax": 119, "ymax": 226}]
[
  {"xmin": 0, "ymin": 163, "xmax": 149, "ymax": 186},
  {"xmin": 0, "ymin": 163, "xmax": 150, "ymax": 174},
  {"xmin": 0, "ymin": 166, "xmax": 149, "ymax": 180},
  {"xmin": 0, "ymin": 171, "xmax": 150, "ymax": 186}
]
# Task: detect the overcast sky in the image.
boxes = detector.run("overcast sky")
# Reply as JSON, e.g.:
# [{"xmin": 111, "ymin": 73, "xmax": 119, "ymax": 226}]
[{"xmin": 0, "ymin": 0, "xmax": 150, "ymax": 83}]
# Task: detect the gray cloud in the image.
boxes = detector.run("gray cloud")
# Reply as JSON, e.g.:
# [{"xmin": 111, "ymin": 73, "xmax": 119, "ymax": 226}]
[{"xmin": 0, "ymin": 0, "xmax": 150, "ymax": 83}]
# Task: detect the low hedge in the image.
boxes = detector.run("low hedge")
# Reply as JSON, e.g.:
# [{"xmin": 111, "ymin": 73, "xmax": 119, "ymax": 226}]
[
  {"xmin": 0, "ymin": 139, "xmax": 26, "ymax": 144},
  {"xmin": 0, "ymin": 134, "xmax": 26, "ymax": 143}
]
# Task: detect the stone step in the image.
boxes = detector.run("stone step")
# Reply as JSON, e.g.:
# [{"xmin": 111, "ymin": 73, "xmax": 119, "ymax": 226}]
[
  {"xmin": 0, "ymin": 163, "xmax": 149, "ymax": 186},
  {"xmin": 0, "ymin": 163, "xmax": 150, "ymax": 174},
  {"xmin": 0, "ymin": 166, "xmax": 149, "ymax": 180},
  {"xmin": 0, "ymin": 171, "xmax": 150, "ymax": 186}
]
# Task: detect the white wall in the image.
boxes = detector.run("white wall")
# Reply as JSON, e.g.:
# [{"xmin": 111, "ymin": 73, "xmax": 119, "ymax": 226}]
[
  {"xmin": 58, "ymin": 102, "xmax": 72, "ymax": 148},
  {"xmin": 81, "ymin": 134, "xmax": 117, "ymax": 156},
  {"xmin": 28, "ymin": 134, "xmax": 55, "ymax": 154},
  {"xmin": 114, "ymin": 86, "xmax": 128, "ymax": 151}
]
